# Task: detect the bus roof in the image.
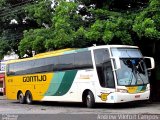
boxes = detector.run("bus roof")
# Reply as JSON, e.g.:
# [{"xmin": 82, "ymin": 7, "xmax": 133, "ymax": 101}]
[
  {"xmin": 89, "ymin": 45, "xmax": 138, "ymax": 50},
  {"xmin": 7, "ymin": 48, "xmax": 76, "ymax": 64},
  {"xmin": 6, "ymin": 45, "xmax": 139, "ymax": 64},
  {"xmin": 34, "ymin": 48, "xmax": 75, "ymax": 57}
]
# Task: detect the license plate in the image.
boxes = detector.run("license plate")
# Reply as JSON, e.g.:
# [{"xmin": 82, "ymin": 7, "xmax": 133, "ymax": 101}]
[{"xmin": 135, "ymin": 95, "xmax": 140, "ymax": 98}]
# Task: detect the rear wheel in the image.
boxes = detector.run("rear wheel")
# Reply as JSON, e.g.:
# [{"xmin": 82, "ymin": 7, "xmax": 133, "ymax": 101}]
[
  {"xmin": 85, "ymin": 91, "xmax": 95, "ymax": 108},
  {"xmin": 18, "ymin": 92, "xmax": 25, "ymax": 104},
  {"xmin": 25, "ymin": 91, "xmax": 33, "ymax": 104}
]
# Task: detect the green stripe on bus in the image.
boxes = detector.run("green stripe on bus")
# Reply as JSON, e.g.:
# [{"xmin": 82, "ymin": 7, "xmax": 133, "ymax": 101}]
[
  {"xmin": 44, "ymin": 72, "xmax": 65, "ymax": 96},
  {"xmin": 141, "ymin": 85, "xmax": 146, "ymax": 91},
  {"xmin": 137, "ymin": 85, "xmax": 146, "ymax": 93},
  {"xmin": 54, "ymin": 70, "xmax": 77, "ymax": 96}
]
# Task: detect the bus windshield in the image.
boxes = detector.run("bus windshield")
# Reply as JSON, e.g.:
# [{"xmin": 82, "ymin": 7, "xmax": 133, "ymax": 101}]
[{"xmin": 111, "ymin": 48, "xmax": 149, "ymax": 86}]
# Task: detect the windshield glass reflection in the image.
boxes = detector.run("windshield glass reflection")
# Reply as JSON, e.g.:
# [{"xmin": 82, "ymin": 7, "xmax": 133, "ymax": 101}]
[
  {"xmin": 116, "ymin": 58, "xmax": 149, "ymax": 86},
  {"xmin": 111, "ymin": 48, "xmax": 149, "ymax": 86}
]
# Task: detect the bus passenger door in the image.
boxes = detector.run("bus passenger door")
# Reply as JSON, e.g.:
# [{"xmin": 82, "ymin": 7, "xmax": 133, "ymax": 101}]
[
  {"xmin": 102, "ymin": 62, "xmax": 115, "ymax": 88},
  {"xmin": 94, "ymin": 48, "xmax": 115, "ymax": 88}
]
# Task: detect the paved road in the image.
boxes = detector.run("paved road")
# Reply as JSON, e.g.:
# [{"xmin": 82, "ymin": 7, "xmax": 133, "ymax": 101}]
[{"xmin": 0, "ymin": 95, "xmax": 160, "ymax": 120}]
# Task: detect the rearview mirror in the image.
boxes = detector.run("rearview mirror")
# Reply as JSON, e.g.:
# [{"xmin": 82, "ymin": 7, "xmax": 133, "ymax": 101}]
[{"xmin": 144, "ymin": 57, "xmax": 155, "ymax": 70}]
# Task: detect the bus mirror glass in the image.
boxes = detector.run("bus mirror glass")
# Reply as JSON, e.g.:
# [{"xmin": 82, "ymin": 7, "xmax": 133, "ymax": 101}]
[
  {"xmin": 111, "ymin": 57, "xmax": 121, "ymax": 71},
  {"xmin": 144, "ymin": 57, "xmax": 155, "ymax": 70}
]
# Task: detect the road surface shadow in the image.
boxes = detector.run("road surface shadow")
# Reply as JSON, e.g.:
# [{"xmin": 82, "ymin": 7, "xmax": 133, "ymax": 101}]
[{"xmin": 12, "ymin": 100, "xmax": 151, "ymax": 109}]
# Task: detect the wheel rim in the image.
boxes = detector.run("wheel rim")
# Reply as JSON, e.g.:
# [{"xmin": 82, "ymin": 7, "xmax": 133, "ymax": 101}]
[
  {"xmin": 86, "ymin": 95, "xmax": 91, "ymax": 105},
  {"xmin": 19, "ymin": 93, "xmax": 24, "ymax": 103},
  {"xmin": 26, "ymin": 94, "xmax": 31, "ymax": 103}
]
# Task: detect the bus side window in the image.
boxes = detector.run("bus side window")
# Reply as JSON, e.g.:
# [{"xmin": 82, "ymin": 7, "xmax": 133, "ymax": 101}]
[
  {"xmin": 58, "ymin": 54, "xmax": 75, "ymax": 71},
  {"xmin": 9, "ymin": 64, "xmax": 16, "ymax": 75},
  {"xmin": 74, "ymin": 51, "xmax": 93, "ymax": 69},
  {"xmin": 45, "ymin": 57, "xmax": 58, "ymax": 72}
]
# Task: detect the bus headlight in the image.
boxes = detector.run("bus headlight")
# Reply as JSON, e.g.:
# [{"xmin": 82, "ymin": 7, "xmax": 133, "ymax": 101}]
[{"xmin": 116, "ymin": 89, "xmax": 128, "ymax": 93}]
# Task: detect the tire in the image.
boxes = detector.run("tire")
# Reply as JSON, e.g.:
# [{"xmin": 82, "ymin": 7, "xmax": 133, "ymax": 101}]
[
  {"xmin": 18, "ymin": 92, "xmax": 25, "ymax": 104},
  {"xmin": 85, "ymin": 91, "xmax": 95, "ymax": 108},
  {"xmin": 25, "ymin": 91, "xmax": 33, "ymax": 104}
]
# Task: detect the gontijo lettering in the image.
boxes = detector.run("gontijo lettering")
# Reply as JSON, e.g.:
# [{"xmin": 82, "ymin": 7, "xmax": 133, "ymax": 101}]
[{"xmin": 23, "ymin": 75, "xmax": 47, "ymax": 82}]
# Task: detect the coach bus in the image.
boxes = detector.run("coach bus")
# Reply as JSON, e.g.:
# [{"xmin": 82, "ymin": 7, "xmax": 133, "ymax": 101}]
[{"xmin": 5, "ymin": 45, "xmax": 155, "ymax": 108}]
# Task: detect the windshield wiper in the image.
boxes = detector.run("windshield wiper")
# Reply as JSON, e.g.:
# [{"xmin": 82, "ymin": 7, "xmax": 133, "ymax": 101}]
[
  {"xmin": 136, "ymin": 71, "xmax": 145, "ymax": 85},
  {"xmin": 129, "ymin": 71, "xmax": 134, "ymax": 85},
  {"xmin": 135, "ymin": 59, "xmax": 145, "ymax": 85}
]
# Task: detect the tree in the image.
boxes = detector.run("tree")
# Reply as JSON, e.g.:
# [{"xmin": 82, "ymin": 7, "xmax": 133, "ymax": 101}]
[
  {"xmin": 133, "ymin": 0, "xmax": 160, "ymax": 40},
  {"xmin": 84, "ymin": 11, "xmax": 133, "ymax": 45},
  {"xmin": 19, "ymin": 28, "xmax": 54, "ymax": 56},
  {"xmin": 0, "ymin": 0, "xmax": 34, "ymax": 58},
  {"xmin": 25, "ymin": 0, "xmax": 53, "ymax": 27},
  {"xmin": 2, "ymin": 0, "xmax": 160, "ymax": 58},
  {"xmin": 0, "ymin": 0, "xmax": 52, "ymax": 58},
  {"xmin": 19, "ymin": 1, "xmax": 87, "ymax": 56}
]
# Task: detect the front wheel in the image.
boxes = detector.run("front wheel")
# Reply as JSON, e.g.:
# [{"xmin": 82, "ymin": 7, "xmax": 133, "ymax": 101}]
[
  {"xmin": 25, "ymin": 91, "xmax": 33, "ymax": 104},
  {"xmin": 85, "ymin": 91, "xmax": 95, "ymax": 108}
]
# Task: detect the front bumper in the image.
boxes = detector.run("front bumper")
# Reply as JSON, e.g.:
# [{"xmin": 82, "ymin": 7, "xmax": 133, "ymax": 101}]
[{"xmin": 113, "ymin": 91, "xmax": 150, "ymax": 103}]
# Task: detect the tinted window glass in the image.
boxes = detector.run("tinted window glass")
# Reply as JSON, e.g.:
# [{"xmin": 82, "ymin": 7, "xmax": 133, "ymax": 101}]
[
  {"xmin": 111, "ymin": 48, "xmax": 142, "ymax": 58},
  {"xmin": 58, "ymin": 54, "xmax": 75, "ymax": 70},
  {"xmin": 75, "ymin": 51, "xmax": 93, "ymax": 69},
  {"xmin": 45, "ymin": 57, "xmax": 58, "ymax": 71},
  {"xmin": 32, "ymin": 59, "xmax": 46, "ymax": 73},
  {"xmin": 94, "ymin": 49, "xmax": 115, "ymax": 88},
  {"xmin": 7, "ymin": 51, "xmax": 93, "ymax": 76},
  {"xmin": 21, "ymin": 60, "xmax": 34, "ymax": 74}
]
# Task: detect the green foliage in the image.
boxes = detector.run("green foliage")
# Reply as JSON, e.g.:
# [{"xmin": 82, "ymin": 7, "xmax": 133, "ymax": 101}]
[
  {"xmin": 85, "ymin": 20, "xmax": 105, "ymax": 42},
  {"xmin": 0, "ymin": 39, "xmax": 10, "ymax": 59},
  {"xmin": 1, "ymin": 0, "xmax": 160, "ymax": 58},
  {"xmin": 19, "ymin": 0, "xmax": 86, "ymax": 55},
  {"xmin": 85, "ymin": 12, "xmax": 133, "ymax": 45},
  {"xmin": 25, "ymin": 0, "xmax": 53, "ymax": 26},
  {"xmin": 0, "ymin": 0, "xmax": 40, "ymax": 58},
  {"xmin": 52, "ymin": 29, "xmax": 74, "ymax": 48},
  {"xmin": 103, "ymin": 30, "xmax": 114, "ymax": 43},
  {"xmin": 19, "ymin": 28, "xmax": 54, "ymax": 56},
  {"xmin": 0, "ymin": 0, "xmax": 6, "ymax": 7},
  {"xmin": 18, "ymin": 30, "xmax": 34, "ymax": 56},
  {"xmin": 52, "ymin": 1, "xmax": 79, "ymax": 29},
  {"xmin": 45, "ymin": 1, "xmax": 78, "ymax": 49},
  {"xmin": 72, "ymin": 27, "xmax": 88, "ymax": 47},
  {"xmin": 133, "ymin": 0, "xmax": 160, "ymax": 40}
]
